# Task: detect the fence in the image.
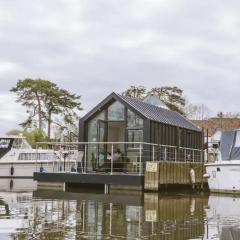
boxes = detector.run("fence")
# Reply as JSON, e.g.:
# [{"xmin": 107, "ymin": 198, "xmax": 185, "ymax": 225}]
[{"xmin": 36, "ymin": 142, "xmax": 203, "ymax": 175}]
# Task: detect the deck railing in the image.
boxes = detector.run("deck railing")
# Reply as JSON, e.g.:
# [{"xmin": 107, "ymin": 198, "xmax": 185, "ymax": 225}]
[{"xmin": 36, "ymin": 142, "xmax": 203, "ymax": 175}]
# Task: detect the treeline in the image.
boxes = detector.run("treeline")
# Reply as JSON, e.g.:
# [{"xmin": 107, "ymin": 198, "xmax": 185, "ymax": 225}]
[
  {"xmin": 9, "ymin": 81, "xmax": 239, "ymax": 147},
  {"xmin": 10, "ymin": 78, "xmax": 82, "ymax": 145}
]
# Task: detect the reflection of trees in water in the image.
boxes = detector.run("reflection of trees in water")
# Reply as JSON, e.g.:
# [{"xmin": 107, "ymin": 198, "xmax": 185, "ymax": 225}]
[
  {"xmin": 0, "ymin": 199, "xmax": 10, "ymax": 216},
  {"xmin": 5, "ymin": 193, "xmax": 208, "ymax": 239}
]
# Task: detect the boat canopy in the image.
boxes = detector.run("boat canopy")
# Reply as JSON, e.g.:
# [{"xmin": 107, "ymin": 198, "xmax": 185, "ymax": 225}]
[{"xmin": 220, "ymin": 130, "xmax": 240, "ymax": 160}]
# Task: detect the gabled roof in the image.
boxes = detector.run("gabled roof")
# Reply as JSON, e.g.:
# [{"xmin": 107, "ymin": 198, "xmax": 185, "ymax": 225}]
[
  {"xmin": 117, "ymin": 94, "xmax": 201, "ymax": 131},
  {"xmin": 81, "ymin": 92, "xmax": 201, "ymax": 132}
]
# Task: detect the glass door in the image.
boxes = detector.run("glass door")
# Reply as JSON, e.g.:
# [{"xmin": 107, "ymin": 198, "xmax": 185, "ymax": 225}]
[{"xmin": 97, "ymin": 120, "xmax": 108, "ymax": 170}]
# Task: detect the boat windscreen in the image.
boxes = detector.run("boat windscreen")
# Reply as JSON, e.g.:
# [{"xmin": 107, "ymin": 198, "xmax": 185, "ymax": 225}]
[
  {"xmin": 230, "ymin": 131, "xmax": 240, "ymax": 160},
  {"xmin": 219, "ymin": 131, "xmax": 235, "ymax": 160},
  {"xmin": 0, "ymin": 138, "xmax": 13, "ymax": 159}
]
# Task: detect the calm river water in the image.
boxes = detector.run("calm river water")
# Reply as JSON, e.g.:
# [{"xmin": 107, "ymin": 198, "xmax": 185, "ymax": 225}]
[{"xmin": 0, "ymin": 179, "xmax": 240, "ymax": 240}]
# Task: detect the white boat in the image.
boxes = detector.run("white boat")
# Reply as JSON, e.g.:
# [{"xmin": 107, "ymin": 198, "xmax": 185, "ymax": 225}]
[
  {"xmin": 205, "ymin": 129, "xmax": 240, "ymax": 193},
  {"xmin": 0, "ymin": 135, "xmax": 77, "ymax": 178}
]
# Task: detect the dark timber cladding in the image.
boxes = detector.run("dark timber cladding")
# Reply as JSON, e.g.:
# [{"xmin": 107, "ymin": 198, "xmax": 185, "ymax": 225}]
[{"xmin": 79, "ymin": 92, "xmax": 203, "ymax": 162}]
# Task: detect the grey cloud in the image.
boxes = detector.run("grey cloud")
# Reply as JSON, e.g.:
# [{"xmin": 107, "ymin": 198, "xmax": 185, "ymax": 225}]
[{"xmin": 0, "ymin": 0, "xmax": 240, "ymax": 134}]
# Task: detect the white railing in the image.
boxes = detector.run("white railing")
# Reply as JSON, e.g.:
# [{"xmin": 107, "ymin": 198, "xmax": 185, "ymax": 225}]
[{"xmin": 35, "ymin": 142, "xmax": 204, "ymax": 175}]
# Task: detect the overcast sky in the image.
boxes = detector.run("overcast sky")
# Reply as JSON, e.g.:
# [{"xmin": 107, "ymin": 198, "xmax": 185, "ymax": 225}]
[{"xmin": 0, "ymin": 0, "xmax": 240, "ymax": 134}]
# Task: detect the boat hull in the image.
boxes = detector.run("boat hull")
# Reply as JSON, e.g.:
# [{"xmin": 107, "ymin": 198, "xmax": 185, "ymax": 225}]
[
  {"xmin": 0, "ymin": 161, "xmax": 75, "ymax": 178},
  {"xmin": 206, "ymin": 162, "xmax": 240, "ymax": 193}
]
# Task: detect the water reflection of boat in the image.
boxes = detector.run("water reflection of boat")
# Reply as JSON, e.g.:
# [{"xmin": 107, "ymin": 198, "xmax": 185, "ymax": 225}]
[
  {"xmin": 0, "ymin": 199, "xmax": 9, "ymax": 216},
  {"xmin": 220, "ymin": 227, "xmax": 240, "ymax": 240},
  {"xmin": 0, "ymin": 191, "xmax": 32, "ymax": 236},
  {"xmin": 205, "ymin": 194, "xmax": 240, "ymax": 239},
  {"xmin": 0, "ymin": 178, "xmax": 37, "ymax": 192}
]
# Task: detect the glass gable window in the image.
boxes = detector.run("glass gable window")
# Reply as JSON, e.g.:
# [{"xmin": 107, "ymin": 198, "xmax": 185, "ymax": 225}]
[
  {"xmin": 108, "ymin": 101, "xmax": 124, "ymax": 120},
  {"xmin": 127, "ymin": 110, "xmax": 143, "ymax": 128}
]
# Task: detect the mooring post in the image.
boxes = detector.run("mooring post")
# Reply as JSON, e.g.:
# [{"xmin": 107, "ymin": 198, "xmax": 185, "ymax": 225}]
[
  {"xmin": 104, "ymin": 184, "xmax": 109, "ymax": 194},
  {"xmin": 152, "ymin": 145, "xmax": 155, "ymax": 161},
  {"xmin": 109, "ymin": 203, "xmax": 113, "ymax": 235},
  {"xmin": 111, "ymin": 144, "xmax": 114, "ymax": 175},
  {"xmin": 139, "ymin": 144, "xmax": 142, "ymax": 175},
  {"xmin": 84, "ymin": 144, "xmax": 87, "ymax": 173},
  {"xmin": 174, "ymin": 147, "xmax": 177, "ymax": 162}
]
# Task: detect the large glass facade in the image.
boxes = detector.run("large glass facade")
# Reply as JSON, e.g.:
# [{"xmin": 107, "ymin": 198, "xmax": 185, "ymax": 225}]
[
  {"xmin": 86, "ymin": 101, "xmax": 144, "ymax": 173},
  {"xmin": 126, "ymin": 110, "xmax": 143, "ymax": 170},
  {"xmin": 87, "ymin": 112, "xmax": 105, "ymax": 171}
]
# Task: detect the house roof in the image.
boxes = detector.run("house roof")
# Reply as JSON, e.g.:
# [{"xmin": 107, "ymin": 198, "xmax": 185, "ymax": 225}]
[
  {"xmin": 81, "ymin": 92, "xmax": 201, "ymax": 132},
  {"xmin": 192, "ymin": 118, "xmax": 240, "ymax": 136},
  {"xmin": 117, "ymin": 94, "xmax": 201, "ymax": 131}
]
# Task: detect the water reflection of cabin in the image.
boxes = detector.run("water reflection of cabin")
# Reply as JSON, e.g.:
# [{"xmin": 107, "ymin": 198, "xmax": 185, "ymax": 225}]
[{"xmin": 79, "ymin": 92, "xmax": 203, "ymax": 173}]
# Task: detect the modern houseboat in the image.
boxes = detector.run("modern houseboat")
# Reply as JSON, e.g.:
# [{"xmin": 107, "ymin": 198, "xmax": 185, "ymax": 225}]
[
  {"xmin": 205, "ymin": 129, "xmax": 240, "ymax": 193},
  {"xmin": 79, "ymin": 92, "xmax": 203, "ymax": 173},
  {"xmin": 33, "ymin": 92, "xmax": 205, "ymax": 192},
  {"xmin": 0, "ymin": 135, "xmax": 77, "ymax": 178}
]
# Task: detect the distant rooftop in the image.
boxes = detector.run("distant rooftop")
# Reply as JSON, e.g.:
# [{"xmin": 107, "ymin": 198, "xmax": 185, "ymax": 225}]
[
  {"xmin": 143, "ymin": 94, "xmax": 168, "ymax": 109},
  {"xmin": 192, "ymin": 118, "xmax": 240, "ymax": 136}
]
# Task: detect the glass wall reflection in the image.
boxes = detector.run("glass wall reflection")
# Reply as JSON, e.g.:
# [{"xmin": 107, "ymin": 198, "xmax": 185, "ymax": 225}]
[{"xmin": 1, "ymin": 187, "xmax": 240, "ymax": 240}]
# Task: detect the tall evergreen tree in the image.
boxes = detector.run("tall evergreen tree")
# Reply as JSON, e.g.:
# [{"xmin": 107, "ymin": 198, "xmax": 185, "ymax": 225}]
[
  {"xmin": 150, "ymin": 86, "xmax": 186, "ymax": 115},
  {"xmin": 122, "ymin": 86, "xmax": 146, "ymax": 100},
  {"xmin": 11, "ymin": 79, "xmax": 82, "ymax": 139}
]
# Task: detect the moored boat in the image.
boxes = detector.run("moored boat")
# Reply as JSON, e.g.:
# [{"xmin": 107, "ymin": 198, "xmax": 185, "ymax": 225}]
[
  {"xmin": 0, "ymin": 135, "xmax": 77, "ymax": 178},
  {"xmin": 205, "ymin": 129, "xmax": 240, "ymax": 193}
]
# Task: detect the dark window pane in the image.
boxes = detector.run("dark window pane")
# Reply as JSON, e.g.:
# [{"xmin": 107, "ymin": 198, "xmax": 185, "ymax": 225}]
[{"xmin": 127, "ymin": 130, "xmax": 143, "ymax": 149}]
